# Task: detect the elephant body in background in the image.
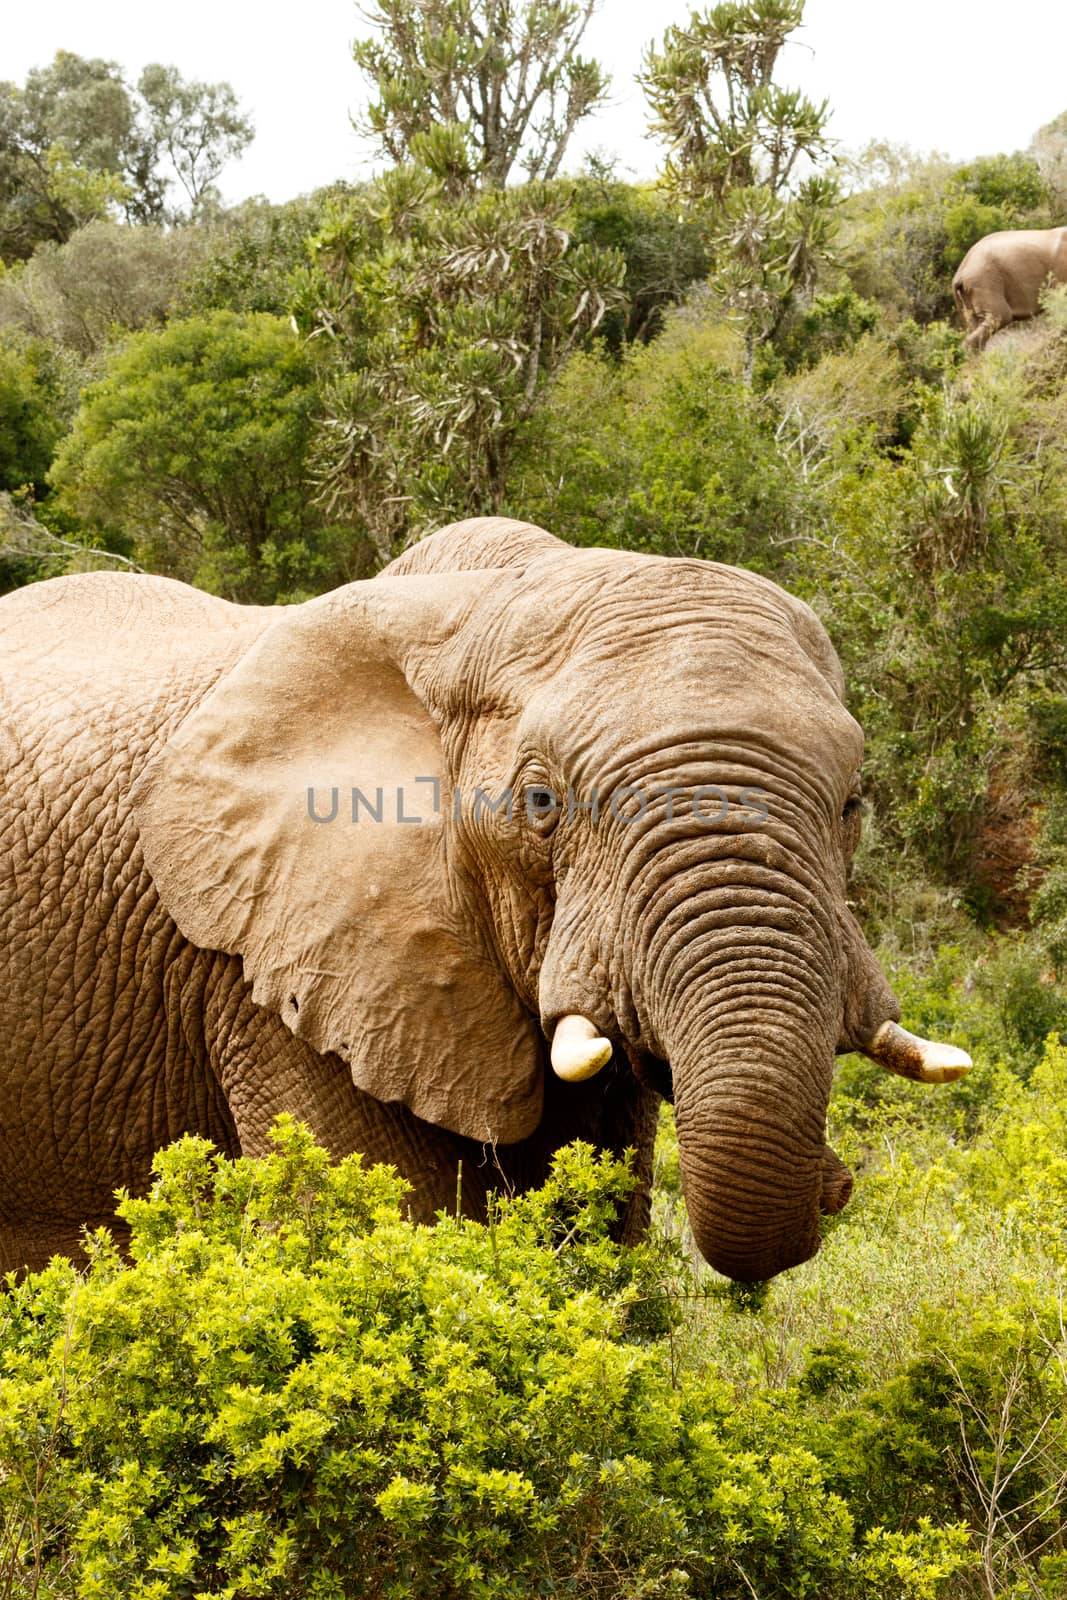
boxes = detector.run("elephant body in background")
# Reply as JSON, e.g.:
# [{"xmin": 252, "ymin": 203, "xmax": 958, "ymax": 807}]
[
  {"xmin": 0, "ymin": 518, "xmax": 966, "ymax": 1281},
  {"xmin": 953, "ymin": 225, "xmax": 1067, "ymax": 349}
]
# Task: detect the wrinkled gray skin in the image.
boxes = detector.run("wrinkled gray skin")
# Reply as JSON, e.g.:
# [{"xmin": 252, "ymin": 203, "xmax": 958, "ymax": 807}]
[
  {"xmin": 953, "ymin": 226, "xmax": 1067, "ymax": 349},
  {"xmin": 0, "ymin": 518, "xmax": 908, "ymax": 1282}
]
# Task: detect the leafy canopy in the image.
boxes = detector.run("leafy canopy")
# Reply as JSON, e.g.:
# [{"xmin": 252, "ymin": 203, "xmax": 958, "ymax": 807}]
[
  {"xmin": 0, "ymin": 51, "xmax": 253, "ymax": 263},
  {"xmin": 49, "ymin": 310, "xmax": 350, "ymax": 602}
]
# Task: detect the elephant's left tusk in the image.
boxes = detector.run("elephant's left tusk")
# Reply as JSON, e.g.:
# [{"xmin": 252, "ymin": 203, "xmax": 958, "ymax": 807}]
[
  {"xmin": 550, "ymin": 1015, "xmax": 612, "ymax": 1082},
  {"xmin": 862, "ymin": 1020, "xmax": 972, "ymax": 1084}
]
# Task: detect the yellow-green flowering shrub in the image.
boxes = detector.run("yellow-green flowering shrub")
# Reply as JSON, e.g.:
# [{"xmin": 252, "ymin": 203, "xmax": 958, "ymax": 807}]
[{"xmin": 0, "ymin": 1122, "xmax": 970, "ymax": 1600}]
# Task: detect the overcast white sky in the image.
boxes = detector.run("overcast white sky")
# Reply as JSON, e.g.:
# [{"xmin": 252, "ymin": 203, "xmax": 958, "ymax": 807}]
[{"xmin": 5, "ymin": 0, "xmax": 1067, "ymax": 205}]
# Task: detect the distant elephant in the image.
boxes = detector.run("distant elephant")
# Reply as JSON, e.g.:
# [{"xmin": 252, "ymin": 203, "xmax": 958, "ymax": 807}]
[
  {"xmin": 953, "ymin": 225, "xmax": 1067, "ymax": 350},
  {"xmin": 0, "ymin": 518, "xmax": 969, "ymax": 1282}
]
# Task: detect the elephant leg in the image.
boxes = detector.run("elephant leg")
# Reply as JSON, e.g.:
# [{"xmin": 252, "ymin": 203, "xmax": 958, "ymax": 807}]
[
  {"xmin": 205, "ymin": 960, "xmax": 660, "ymax": 1240},
  {"xmin": 965, "ymin": 291, "xmax": 1013, "ymax": 350},
  {"xmin": 204, "ymin": 974, "xmax": 481, "ymax": 1217}
]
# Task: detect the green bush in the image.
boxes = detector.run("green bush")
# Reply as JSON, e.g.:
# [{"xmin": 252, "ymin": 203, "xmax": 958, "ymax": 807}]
[
  {"xmin": 507, "ymin": 307, "xmax": 802, "ymax": 567},
  {"xmin": 817, "ymin": 1034, "xmax": 1067, "ymax": 1585},
  {"xmin": 48, "ymin": 310, "xmax": 359, "ymax": 601},
  {"xmin": 178, "ymin": 192, "xmax": 345, "ymax": 319},
  {"xmin": 0, "ymin": 221, "xmax": 212, "ymax": 358},
  {"xmin": 0, "ymin": 1123, "xmax": 970, "ymax": 1599},
  {"xmin": 770, "ymin": 289, "xmax": 882, "ymax": 376},
  {"xmin": 0, "ymin": 334, "xmax": 67, "ymax": 497},
  {"xmin": 568, "ymin": 175, "xmax": 709, "ymax": 350}
]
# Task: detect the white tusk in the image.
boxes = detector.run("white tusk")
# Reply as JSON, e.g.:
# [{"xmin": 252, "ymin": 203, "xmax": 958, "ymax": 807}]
[
  {"xmin": 550, "ymin": 1014, "xmax": 612, "ymax": 1083},
  {"xmin": 862, "ymin": 1020, "xmax": 972, "ymax": 1084}
]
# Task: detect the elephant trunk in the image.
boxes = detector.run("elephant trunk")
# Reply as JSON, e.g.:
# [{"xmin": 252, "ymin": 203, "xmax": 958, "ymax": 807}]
[
  {"xmin": 667, "ymin": 1013, "xmax": 832, "ymax": 1282},
  {"xmin": 639, "ymin": 859, "xmax": 842, "ymax": 1282}
]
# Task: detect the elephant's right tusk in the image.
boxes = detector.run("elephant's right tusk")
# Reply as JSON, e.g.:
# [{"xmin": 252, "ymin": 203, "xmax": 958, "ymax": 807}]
[
  {"xmin": 550, "ymin": 1015, "xmax": 613, "ymax": 1083},
  {"xmin": 862, "ymin": 1020, "xmax": 972, "ymax": 1084}
]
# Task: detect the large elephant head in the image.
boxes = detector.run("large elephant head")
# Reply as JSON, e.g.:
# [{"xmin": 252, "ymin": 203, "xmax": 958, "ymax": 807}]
[{"xmin": 134, "ymin": 517, "xmax": 968, "ymax": 1281}]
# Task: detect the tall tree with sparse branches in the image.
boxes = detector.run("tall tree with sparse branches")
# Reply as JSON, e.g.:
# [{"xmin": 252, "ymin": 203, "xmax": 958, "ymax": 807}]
[
  {"xmin": 137, "ymin": 65, "xmax": 254, "ymax": 215},
  {"xmin": 352, "ymin": 0, "xmax": 609, "ymax": 195},
  {"xmin": 0, "ymin": 52, "xmax": 254, "ymax": 262},
  {"xmin": 641, "ymin": 0, "xmax": 837, "ymax": 378}
]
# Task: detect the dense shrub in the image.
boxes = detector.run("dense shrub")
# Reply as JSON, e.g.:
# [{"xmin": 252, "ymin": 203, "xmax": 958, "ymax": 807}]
[
  {"xmin": 0, "ymin": 1124, "xmax": 971, "ymax": 1599},
  {"xmin": 506, "ymin": 306, "xmax": 802, "ymax": 567},
  {"xmin": 0, "ymin": 221, "xmax": 211, "ymax": 357},
  {"xmin": 568, "ymin": 175, "xmax": 709, "ymax": 350},
  {"xmin": 0, "ymin": 335, "xmax": 67, "ymax": 496},
  {"xmin": 49, "ymin": 309, "xmax": 359, "ymax": 601},
  {"xmin": 178, "ymin": 192, "xmax": 346, "ymax": 318}
]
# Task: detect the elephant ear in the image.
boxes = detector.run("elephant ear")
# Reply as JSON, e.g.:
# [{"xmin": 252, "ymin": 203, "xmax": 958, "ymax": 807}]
[{"xmin": 131, "ymin": 573, "xmax": 544, "ymax": 1144}]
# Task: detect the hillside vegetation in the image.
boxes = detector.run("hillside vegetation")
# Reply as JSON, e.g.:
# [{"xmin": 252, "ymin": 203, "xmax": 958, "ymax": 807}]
[{"xmin": 2, "ymin": 4, "xmax": 1067, "ymax": 1594}]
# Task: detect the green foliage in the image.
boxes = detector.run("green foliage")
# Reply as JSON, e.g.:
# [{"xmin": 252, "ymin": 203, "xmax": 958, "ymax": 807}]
[
  {"xmin": 298, "ymin": 171, "xmax": 625, "ymax": 560},
  {"xmin": 569, "ymin": 172, "xmax": 709, "ymax": 347},
  {"xmin": 1029, "ymin": 107, "xmax": 1067, "ymax": 210},
  {"xmin": 642, "ymin": 1, "xmax": 838, "ymax": 374},
  {"xmin": 178, "ymin": 192, "xmax": 348, "ymax": 318},
  {"xmin": 789, "ymin": 334, "xmax": 1067, "ymax": 886},
  {"xmin": 712, "ymin": 173, "xmax": 842, "ymax": 373},
  {"xmin": 0, "ymin": 50, "xmax": 253, "ymax": 263},
  {"xmin": 641, "ymin": 1, "xmax": 829, "ymax": 209},
  {"xmin": 0, "ymin": 219, "xmax": 211, "ymax": 356},
  {"xmin": 953, "ymin": 152, "xmax": 1051, "ymax": 216},
  {"xmin": 0, "ymin": 51, "xmax": 140, "ymax": 260},
  {"xmin": 810, "ymin": 1045, "xmax": 1067, "ymax": 1588},
  {"xmin": 0, "ymin": 335, "xmax": 65, "ymax": 495},
  {"xmin": 0, "ymin": 1124, "xmax": 972, "ymax": 1599},
  {"xmin": 352, "ymin": 0, "xmax": 608, "ymax": 194},
  {"xmin": 770, "ymin": 287, "xmax": 882, "ymax": 376},
  {"xmin": 507, "ymin": 305, "xmax": 799, "ymax": 563},
  {"xmin": 649, "ymin": 1016, "xmax": 1067, "ymax": 1596},
  {"xmin": 49, "ymin": 310, "xmax": 355, "ymax": 601}
]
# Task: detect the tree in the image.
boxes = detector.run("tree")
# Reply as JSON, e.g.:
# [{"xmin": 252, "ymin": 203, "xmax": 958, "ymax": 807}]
[
  {"xmin": 137, "ymin": 64, "xmax": 254, "ymax": 216},
  {"xmin": 49, "ymin": 311, "xmax": 352, "ymax": 602},
  {"xmin": 352, "ymin": 0, "xmax": 609, "ymax": 194},
  {"xmin": 1029, "ymin": 109, "xmax": 1067, "ymax": 211},
  {"xmin": 0, "ymin": 52, "xmax": 253, "ymax": 261},
  {"xmin": 0, "ymin": 219, "xmax": 212, "ymax": 356},
  {"xmin": 641, "ymin": 1, "xmax": 827, "ymax": 207},
  {"xmin": 297, "ymin": 170, "xmax": 625, "ymax": 561},
  {"xmin": 0, "ymin": 335, "xmax": 65, "ymax": 496},
  {"xmin": 0, "ymin": 52, "xmax": 138, "ymax": 258},
  {"xmin": 641, "ymin": 1, "xmax": 837, "ymax": 378},
  {"xmin": 569, "ymin": 168, "xmax": 709, "ymax": 348}
]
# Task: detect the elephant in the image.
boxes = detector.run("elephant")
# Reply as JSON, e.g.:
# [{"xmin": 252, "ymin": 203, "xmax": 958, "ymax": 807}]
[
  {"xmin": 953, "ymin": 225, "xmax": 1067, "ymax": 350},
  {"xmin": 0, "ymin": 517, "xmax": 970, "ymax": 1282}
]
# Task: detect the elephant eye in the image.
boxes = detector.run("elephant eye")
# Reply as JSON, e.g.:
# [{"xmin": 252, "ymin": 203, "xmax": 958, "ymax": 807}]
[{"xmin": 524, "ymin": 785, "xmax": 561, "ymax": 833}]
